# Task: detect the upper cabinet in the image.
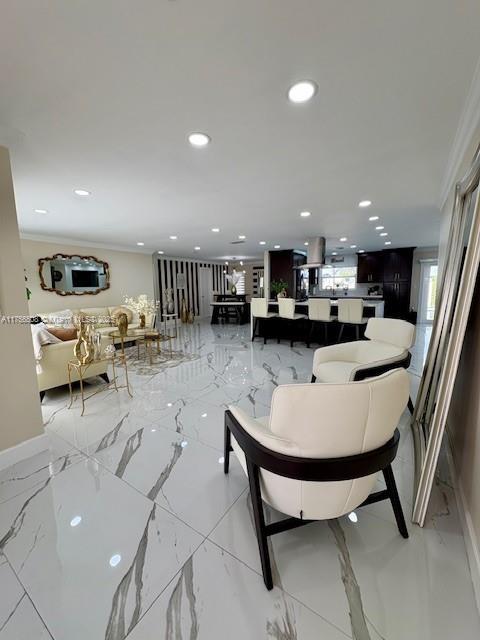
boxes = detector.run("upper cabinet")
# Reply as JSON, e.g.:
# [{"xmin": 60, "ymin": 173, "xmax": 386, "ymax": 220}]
[
  {"xmin": 382, "ymin": 247, "xmax": 414, "ymax": 282},
  {"xmin": 357, "ymin": 251, "xmax": 383, "ymax": 283}
]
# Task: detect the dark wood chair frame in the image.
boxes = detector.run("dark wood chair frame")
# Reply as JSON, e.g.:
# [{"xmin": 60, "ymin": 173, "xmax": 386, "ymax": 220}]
[
  {"xmin": 224, "ymin": 409, "xmax": 408, "ymax": 590},
  {"xmin": 311, "ymin": 351, "xmax": 415, "ymax": 414},
  {"xmin": 251, "ymin": 316, "xmax": 278, "ymax": 344}
]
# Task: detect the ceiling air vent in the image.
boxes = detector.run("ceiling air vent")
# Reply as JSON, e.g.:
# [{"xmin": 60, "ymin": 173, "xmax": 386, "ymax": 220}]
[{"xmin": 230, "ymin": 240, "xmax": 246, "ymax": 245}]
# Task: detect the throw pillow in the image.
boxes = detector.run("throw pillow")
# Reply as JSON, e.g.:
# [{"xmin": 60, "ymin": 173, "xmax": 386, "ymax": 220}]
[{"xmin": 48, "ymin": 327, "xmax": 78, "ymax": 341}]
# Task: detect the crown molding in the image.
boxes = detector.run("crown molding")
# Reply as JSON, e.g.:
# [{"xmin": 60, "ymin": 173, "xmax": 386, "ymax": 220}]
[
  {"xmin": 439, "ymin": 56, "xmax": 480, "ymax": 210},
  {"xmin": 19, "ymin": 232, "xmax": 152, "ymax": 255}
]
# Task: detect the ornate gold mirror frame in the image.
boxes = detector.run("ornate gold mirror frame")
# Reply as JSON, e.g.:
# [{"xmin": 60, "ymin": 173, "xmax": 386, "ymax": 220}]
[{"xmin": 38, "ymin": 253, "xmax": 110, "ymax": 296}]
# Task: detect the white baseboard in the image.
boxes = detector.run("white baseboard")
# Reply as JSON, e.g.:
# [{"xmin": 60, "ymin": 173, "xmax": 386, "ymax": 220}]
[
  {"xmin": 445, "ymin": 441, "xmax": 480, "ymax": 614},
  {"xmin": 0, "ymin": 433, "xmax": 49, "ymax": 472}
]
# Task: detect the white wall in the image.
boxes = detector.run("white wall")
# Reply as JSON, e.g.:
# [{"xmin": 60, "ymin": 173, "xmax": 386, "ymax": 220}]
[
  {"xmin": 0, "ymin": 147, "xmax": 43, "ymax": 452},
  {"xmin": 21, "ymin": 239, "xmax": 154, "ymax": 313}
]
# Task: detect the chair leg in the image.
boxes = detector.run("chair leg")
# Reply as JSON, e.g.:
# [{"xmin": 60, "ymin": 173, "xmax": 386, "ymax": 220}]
[
  {"xmin": 337, "ymin": 323, "xmax": 345, "ymax": 343},
  {"xmin": 311, "ymin": 374, "xmax": 317, "ymax": 383},
  {"xmin": 383, "ymin": 464, "xmax": 408, "ymax": 539},
  {"xmin": 306, "ymin": 320, "xmax": 315, "ymax": 348},
  {"xmin": 246, "ymin": 459, "xmax": 274, "ymax": 590},
  {"xmin": 407, "ymin": 397, "xmax": 414, "ymax": 414},
  {"xmin": 355, "ymin": 325, "xmax": 360, "ymax": 341},
  {"xmin": 324, "ymin": 322, "xmax": 328, "ymax": 345},
  {"xmin": 251, "ymin": 317, "xmax": 258, "ymax": 342},
  {"xmin": 39, "ymin": 390, "xmax": 45, "ymax": 402},
  {"xmin": 224, "ymin": 421, "xmax": 232, "ymax": 474}
]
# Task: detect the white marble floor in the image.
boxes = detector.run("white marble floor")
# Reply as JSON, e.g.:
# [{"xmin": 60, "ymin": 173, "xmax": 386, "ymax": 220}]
[{"xmin": 0, "ymin": 322, "xmax": 478, "ymax": 639}]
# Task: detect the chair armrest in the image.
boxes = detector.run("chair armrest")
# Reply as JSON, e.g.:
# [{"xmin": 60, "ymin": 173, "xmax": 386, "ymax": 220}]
[
  {"xmin": 312, "ymin": 342, "xmax": 359, "ymax": 370},
  {"xmin": 228, "ymin": 406, "xmax": 296, "ymax": 455}
]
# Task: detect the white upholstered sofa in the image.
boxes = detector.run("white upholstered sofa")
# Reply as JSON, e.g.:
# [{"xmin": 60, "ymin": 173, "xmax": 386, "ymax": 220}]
[{"xmin": 35, "ymin": 304, "xmax": 145, "ymax": 398}]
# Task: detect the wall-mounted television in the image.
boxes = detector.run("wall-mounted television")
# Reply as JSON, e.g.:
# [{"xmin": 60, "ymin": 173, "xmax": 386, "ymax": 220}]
[{"xmin": 72, "ymin": 269, "xmax": 99, "ymax": 287}]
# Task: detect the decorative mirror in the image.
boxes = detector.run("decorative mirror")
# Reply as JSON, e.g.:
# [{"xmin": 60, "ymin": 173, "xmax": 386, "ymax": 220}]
[
  {"xmin": 38, "ymin": 254, "xmax": 110, "ymax": 296},
  {"xmin": 412, "ymin": 143, "xmax": 480, "ymax": 525}
]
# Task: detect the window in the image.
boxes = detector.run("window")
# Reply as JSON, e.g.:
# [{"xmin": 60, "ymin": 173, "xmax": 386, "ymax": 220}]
[{"xmin": 320, "ymin": 265, "xmax": 357, "ymax": 291}]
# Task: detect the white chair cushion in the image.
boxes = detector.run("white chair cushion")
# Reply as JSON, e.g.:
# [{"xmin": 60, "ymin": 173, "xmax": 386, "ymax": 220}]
[
  {"xmin": 314, "ymin": 361, "xmax": 359, "ymax": 383},
  {"xmin": 291, "ymin": 313, "xmax": 308, "ymax": 320},
  {"xmin": 365, "ymin": 317, "xmax": 415, "ymax": 350}
]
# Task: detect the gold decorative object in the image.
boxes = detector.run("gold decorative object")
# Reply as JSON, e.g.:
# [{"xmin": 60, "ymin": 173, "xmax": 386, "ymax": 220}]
[
  {"xmin": 123, "ymin": 294, "xmax": 159, "ymax": 329},
  {"xmin": 117, "ymin": 312, "xmax": 129, "ymax": 337},
  {"xmin": 139, "ymin": 313, "xmax": 146, "ymax": 329},
  {"xmin": 187, "ymin": 309, "xmax": 194, "ymax": 324},
  {"xmin": 73, "ymin": 321, "xmax": 94, "ymax": 365},
  {"xmin": 180, "ymin": 297, "xmax": 188, "ymax": 323}
]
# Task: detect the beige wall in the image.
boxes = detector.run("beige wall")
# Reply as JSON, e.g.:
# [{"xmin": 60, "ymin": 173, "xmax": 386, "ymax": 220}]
[
  {"xmin": 0, "ymin": 147, "xmax": 43, "ymax": 451},
  {"xmin": 444, "ymin": 126, "xmax": 480, "ymax": 556},
  {"xmin": 21, "ymin": 239, "xmax": 154, "ymax": 314}
]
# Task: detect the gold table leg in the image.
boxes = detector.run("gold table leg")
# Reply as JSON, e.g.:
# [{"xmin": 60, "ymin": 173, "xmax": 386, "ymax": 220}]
[{"xmin": 67, "ymin": 363, "xmax": 73, "ymax": 409}]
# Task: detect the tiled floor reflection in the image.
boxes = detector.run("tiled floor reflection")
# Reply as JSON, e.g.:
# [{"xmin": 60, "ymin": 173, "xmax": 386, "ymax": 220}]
[{"xmin": 0, "ymin": 322, "xmax": 478, "ymax": 639}]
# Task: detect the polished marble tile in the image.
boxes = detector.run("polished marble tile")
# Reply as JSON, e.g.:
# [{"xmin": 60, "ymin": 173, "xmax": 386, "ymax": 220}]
[
  {"xmin": 0, "ymin": 432, "xmax": 79, "ymax": 505},
  {"xmin": 127, "ymin": 540, "xmax": 348, "ymax": 640},
  {"xmin": 92, "ymin": 425, "xmax": 247, "ymax": 535},
  {"xmin": 1, "ymin": 319, "xmax": 473, "ymax": 640},
  {"xmin": 0, "ymin": 555, "xmax": 52, "ymax": 639},
  {"xmin": 0, "ymin": 460, "xmax": 202, "ymax": 640}
]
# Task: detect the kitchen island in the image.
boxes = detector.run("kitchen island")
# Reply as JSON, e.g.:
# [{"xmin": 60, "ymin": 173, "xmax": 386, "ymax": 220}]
[{"xmin": 250, "ymin": 298, "xmax": 384, "ymax": 340}]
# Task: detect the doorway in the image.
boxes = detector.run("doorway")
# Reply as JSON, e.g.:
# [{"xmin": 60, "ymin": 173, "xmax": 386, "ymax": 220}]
[
  {"xmin": 198, "ymin": 267, "xmax": 213, "ymax": 318},
  {"xmin": 418, "ymin": 261, "xmax": 438, "ymax": 324}
]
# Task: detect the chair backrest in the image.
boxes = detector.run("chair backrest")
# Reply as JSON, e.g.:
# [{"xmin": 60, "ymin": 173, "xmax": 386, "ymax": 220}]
[
  {"xmin": 337, "ymin": 298, "xmax": 363, "ymax": 323},
  {"xmin": 233, "ymin": 369, "xmax": 409, "ymax": 521},
  {"xmin": 251, "ymin": 297, "xmax": 269, "ymax": 318},
  {"xmin": 365, "ymin": 317, "xmax": 415, "ymax": 350},
  {"xmin": 278, "ymin": 298, "xmax": 296, "ymax": 319},
  {"xmin": 308, "ymin": 298, "xmax": 331, "ymax": 321}
]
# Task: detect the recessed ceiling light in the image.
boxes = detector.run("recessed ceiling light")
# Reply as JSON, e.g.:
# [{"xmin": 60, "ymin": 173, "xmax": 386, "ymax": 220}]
[
  {"xmin": 380, "ymin": 232, "xmax": 388, "ymax": 237},
  {"xmin": 225, "ymin": 261, "xmax": 229, "ymax": 265},
  {"xmin": 188, "ymin": 132, "xmax": 210, "ymax": 147},
  {"xmin": 375, "ymin": 226, "xmax": 384, "ymax": 230},
  {"xmin": 274, "ymin": 245, "xmax": 281, "ymax": 249},
  {"xmin": 240, "ymin": 260, "xmax": 244, "ymax": 266},
  {"xmin": 169, "ymin": 235, "xmax": 177, "ymax": 240},
  {"xmin": 34, "ymin": 208, "xmax": 48, "ymax": 214},
  {"xmin": 339, "ymin": 237, "xmax": 347, "ymax": 242},
  {"xmin": 304, "ymin": 241, "xmax": 309, "ymax": 246},
  {"xmin": 288, "ymin": 80, "xmax": 317, "ymax": 103},
  {"xmin": 350, "ymin": 244, "xmax": 357, "ymax": 249},
  {"xmin": 211, "ymin": 228, "xmax": 220, "ymax": 233},
  {"xmin": 238, "ymin": 234, "xmax": 246, "ymax": 239},
  {"xmin": 359, "ymin": 200, "xmax": 372, "ymax": 208},
  {"xmin": 109, "ymin": 554, "xmax": 122, "ymax": 568},
  {"xmin": 385, "ymin": 241, "xmax": 392, "ymax": 245},
  {"xmin": 74, "ymin": 189, "xmax": 90, "ymax": 196},
  {"xmin": 369, "ymin": 216, "xmax": 379, "ymax": 221},
  {"xmin": 300, "ymin": 211, "xmax": 311, "ymax": 218},
  {"xmin": 70, "ymin": 516, "xmax": 82, "ymax": 527},
  {"xmin": 136, "ymin": 242, "xmax": 145, "ymax": 246},
  {"xmin": 332, "ymin": 252, "xmax": 338, "ymax": 256},
  {"xmin": 358, "ymin": 249, "xmax": 365, "ymax": 253},
  {"xmin": 259, "ymin": 241, "xmax": 266, "ymax": 245},
  {"xmin": 158, "ymin": 250, "xmax": 164, "ymax": 254},
  {"xmin": 194, "ymin": 246, "xmax": 201, "ymax": 251}
]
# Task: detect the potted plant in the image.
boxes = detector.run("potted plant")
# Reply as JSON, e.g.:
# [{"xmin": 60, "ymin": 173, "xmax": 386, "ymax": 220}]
[{"xmin": 270, "ymin": 280, "xmax": 288, "ymax": 299}]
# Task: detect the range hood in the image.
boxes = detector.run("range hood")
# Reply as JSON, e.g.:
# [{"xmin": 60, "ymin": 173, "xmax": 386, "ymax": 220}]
[{"xmin": 295, "ymin": 236, "xmax": 326, "ymax": 268}]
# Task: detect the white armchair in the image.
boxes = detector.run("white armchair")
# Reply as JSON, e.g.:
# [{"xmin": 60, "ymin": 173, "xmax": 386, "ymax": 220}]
[
  {"xmin": 312, "ymin": 317, "xmax": 415, "ymax": 412},
  {"xmin": 224, "ymin": 368, "xmax": 410, "ymax": 589}
]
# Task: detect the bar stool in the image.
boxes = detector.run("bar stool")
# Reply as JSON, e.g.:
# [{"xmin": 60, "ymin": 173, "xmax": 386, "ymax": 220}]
[
  {"xmin": 251, "ymin": 298, "xmax": 278, "ymax": 344},
  {"xmin": 277, "ymin": 298, "xmax": 308, "ymax": 347},
  {"xmin": 306, "ymin": 299, "xmax": 336, "ymax": 347},
  {"xmin": 337, "ymin": 298, "xmax": 367, "ymax": 342}
]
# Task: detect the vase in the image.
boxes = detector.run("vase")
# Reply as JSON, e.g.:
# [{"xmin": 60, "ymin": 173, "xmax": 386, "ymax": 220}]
[
  {"xmin": 180, "ymin": 297, "xmax": 188, "ymax": 323},
  {"xmin": 167, "ymin": 300, "xmax": 174, "ymax": 314},
  {"xmin": 117, "ymin": 312, "xmax": 129, "ymax": 337},
  {"xmin": 187, "ymin": 309, "xmax": 194, "ymax": 324},
  {"xmin": 139, "ymin": 313, "xmax": 146, "ymax": 329}
]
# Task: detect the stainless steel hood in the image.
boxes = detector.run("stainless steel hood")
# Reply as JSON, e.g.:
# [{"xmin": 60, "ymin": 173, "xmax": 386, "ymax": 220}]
[{"xmin": 294, "ymin": 236, "xmax": 325, "ymax": 268}]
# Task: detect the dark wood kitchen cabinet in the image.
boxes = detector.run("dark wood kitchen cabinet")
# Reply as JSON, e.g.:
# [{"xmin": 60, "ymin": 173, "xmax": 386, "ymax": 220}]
[
  {"xmin": 357, "ymin": 251, "xmax": 383, "ymax": 283},
  {"xmin": 383, "ymin": 248, "xmax": 414, "ymax": 282},
  {"xmin": 269, "ymin": 250, "xmax": 306, "ymax": 297},
  {"xmin": 382, "ymin": 247, "xmax": 414, "ymax": 320}
]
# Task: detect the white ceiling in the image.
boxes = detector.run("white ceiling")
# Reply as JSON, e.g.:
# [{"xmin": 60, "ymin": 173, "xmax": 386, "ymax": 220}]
[{"xmin": 1, "ymin": 0, "xmax": 480, "ymax": 260}]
